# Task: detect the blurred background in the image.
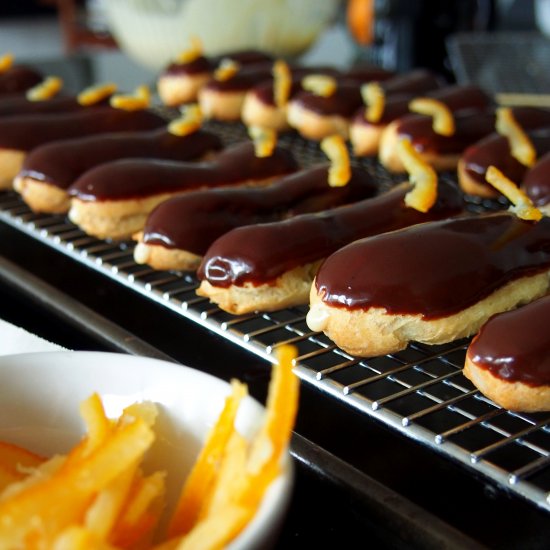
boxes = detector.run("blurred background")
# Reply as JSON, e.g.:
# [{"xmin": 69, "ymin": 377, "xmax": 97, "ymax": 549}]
[{"xmin": 0, "ymin": 0, "xmax": 547, "ymax": 93}]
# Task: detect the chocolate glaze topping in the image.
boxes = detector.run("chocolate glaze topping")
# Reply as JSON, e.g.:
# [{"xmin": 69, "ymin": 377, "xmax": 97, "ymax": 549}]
[
  {"xmin": 0, "ymin": 106, "xmax": 165, "ymax": 151},
  {"xmin": 462, "ymin": 127, "xmax": 550, "ymax": 190},
  {"xmin": 295, "ymin": 69, "xmax": 441, "ymax": 118},
  {"xmin": 197, "ymin": 179, "xmax": 463, "ymax": 287},
  {"xmin": 0, "ymin": 65, "xmax": 42, "ymax": 96},
  {"xmin": 164, "ymin": 50, "xmax": 273, "ymax": 76},
  {"xmin": 19, "ymin": 128, "xmax": 222, "ymax": 189},
  {"xmin": 354, "ymin": 84, "xmax": 492, "ymax": 128},
  {"xmin": 468, "ymin": 295, "xmax": 550, "ymax": 386},
  {"xmin": 314, "ymin": 213, "xmax": 550, "ymax": 318},
  {"xmin": 202, "ymin": 65, "xmax": 275, "ymax": 93},
  {"xmin": 522, "ymin": 150, "xmax": 550, "ymax": 207},
  {"xmin": 395, "ymin": 107, "xmax": 550, "ymax": 156},
  {"xmin": 68, "ymin": 141, "xmax": 298, "ymax": 202},
  {"xmin": 142, "ymin": 165, "xmax": 379, "ymax": 255},
  {"xmin": 0, "ymin": 94, "xmax": 86, "ymax": 118}
]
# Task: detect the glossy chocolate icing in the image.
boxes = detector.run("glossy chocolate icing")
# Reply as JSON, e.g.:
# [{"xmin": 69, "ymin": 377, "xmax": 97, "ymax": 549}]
[
  {"xmin": 202, "ymin": 64, "xmax": 274, "ymax": 93},
  {"xmin": 522, "ymin": 151, "xmax": 550, "ymax": 207},
  {"xmin": 395, "ymin": 107, "xmax": 550, "ymax": 156},
  {"xmin": 0, "ymin": 65, "xmax": 42, "ymax": 96},
  {"xmin": 468, "ymin": 295, "xmax": 550, "ymax": 386},
  {"xmin": 0, "ymin": 106, "xmax": 165, "ymax": 152},
  {"xmin": 19, "ymin": 128, "xmax": 222, "ymax": 189},
  {"xmin": 197, "ymin": 178, "xmax": 463, "ymax": 287},
  {"xmin": 462, "ymin": 127, "xmax": 550, "ymax": 190},
  {"xmin": 142, "ymin": 164, "xmax": 379, "ymax": 254},
  {"xmin": 295, "ymin": 69, "xmax": 441, "ymax": 118},
  {"xmin": 164, "ymin": 50, "xmax": 273, "ymax": 76},
  {"xmin": 68, "ymin": 141, "xmax": 298, "ymax": 202},
  {"xmin": 354, "ymin": 84, "xmax": 491, "ymax": 129},
  {"xmin": 0, "ymin": 94, "xmax": 85, "ymax": 118},
  {"xmin": 314, "ymin": 213, "xmax": 550, "ymax": 318}
]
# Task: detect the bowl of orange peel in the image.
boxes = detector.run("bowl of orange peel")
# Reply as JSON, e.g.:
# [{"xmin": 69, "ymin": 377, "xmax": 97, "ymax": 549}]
[{"xmin": 0, "ymin": 346, "xmax": 298, "ymax": 549}]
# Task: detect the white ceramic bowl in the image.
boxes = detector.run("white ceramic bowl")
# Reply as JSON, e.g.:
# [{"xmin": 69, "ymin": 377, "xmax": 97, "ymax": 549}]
[
  {"xmin": 104, "ymin": 0, "xmax": 341, "ymax": 70},
  {"xmin": 0, "ymin": 350, "xmax": 294, "ymax": 549}
]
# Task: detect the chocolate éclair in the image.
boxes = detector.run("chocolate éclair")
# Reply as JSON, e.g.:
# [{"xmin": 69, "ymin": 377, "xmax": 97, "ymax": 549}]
[
  {"xmin": 14, "ymin": 128, "xmax": 222, "ymax": 214},
  {"xmin": 67, "ymin": 141, "xmax": 299, "ymax": 240},
  {"xmin": 307, "ymin": 213, "xmax": 550, "ymax": 358},
  {"xmin": 379, "ymin": 106, "xmax": 550, "ymax": 173},
  {"xmin": 134, "ymin": 164, "xmax": 380, "ymax": 272},
  {"xmin": 351, "ymin": 83, "xmax": 492, "ymax": 157},
  {"xmin": 0, "ymin": 64, "xmax": 42, "ymax": 96},
  {"xmin": 196, "ymin": 178, "xmax": 463, "ymax": 314},
  {"xmin": 522, "ymin": 151, "xmax": 550, "ymax": 215},
  {"xmin": 158, "ymin": 49, "xmax": 273, "ymax": 107},
  {"xmin": 286, "ymin": 68, "xmax": 439, "ymax": 141},
  {"xmin": 458, "ymin": 127, "xmax": 550, "ymax": 198},
  {"xmin": 0, "ymin": 106, "xmax": 166, "ymax": 190},
  {"xmin": 464, "ymin": 294, "xmax": 550, "ymax": 412}
]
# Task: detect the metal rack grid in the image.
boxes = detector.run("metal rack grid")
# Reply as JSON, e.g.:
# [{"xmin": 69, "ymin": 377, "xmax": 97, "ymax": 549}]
[{"xmin": 1, "ymin": 124, "xmax": 549, "ymax": 514}]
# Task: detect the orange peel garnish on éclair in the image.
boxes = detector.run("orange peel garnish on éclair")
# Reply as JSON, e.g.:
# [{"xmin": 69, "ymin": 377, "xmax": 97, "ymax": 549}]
[
  {"xmin": 0, "ymin": 53, "xmax": 14, "ymax": 73},
  {"xmin": 25, "ymin": 76, "xmax": 63, "ymax": 101},
  {"xmin": 77, "ymin": 82, "xmax": 118, "ymax": 106},
  {"xmin": 361, "ymin": 81, "xmax": 385, "ymax": 123},
  {"xmin": 495, "ymin": 107, "xmax": 536, "ymax": 168},
  {"xmin": 409, "ymin": 97, "xmax": 455, "ymax": 137},
  {"xmin": 214, "ymin": 59, "xmax": 240, "ymax": 82},
  {"xmin": 485, "ymin": 165, "xmax": 542, "ymax": 221},
  {"xmin": 248, "ymin": 126, "xmax": 277, "ymax": 158},
  {"xmin": 320, "ymin": 135, "xmax": 351, "ymax": 187},
  {"xmin": 301, "ymin": 74, "xmax": 337, "ymax": 98},
  {"xmin": 168, "ymin": 104, "xmax": 203, "ymax": 136},
  {"xmin": 272, "ymin": 60, "xmax": 292, "ymax": 108},
  {"xmin": 347, "ymin": 0, "xmax": 375, "ymax": 45},
  {"xmin": 110, "ymin": 85, "xmax": 151, "ymax": 111},
  {"xmin": 175, "ymin": 35, "xmax": 203, "ymax": 64},
  {"xmin": 397, "ymin": 137, "xmax": 438, "ymax": 213}
]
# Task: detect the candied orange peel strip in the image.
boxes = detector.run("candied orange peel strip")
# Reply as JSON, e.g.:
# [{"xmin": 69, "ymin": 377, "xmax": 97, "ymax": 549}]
[
  {"xmin": 248, "ymin": 126, "xmax": 277, "ymax": 158},
  {"xmin": 175, "ymin": 36, "xmax": 203, "ymax": 64},
  {"xmin": 496, "ymin": 107, "xmax": 536, "ymax": 167},
  {"xmin": 397, "ymin": 138, "xmax": 438, "ymax": 213},
  {"xmin": 409, "ymin": 97, "xmax": 455, "ymax": 136},
  {"xmin": 272, "ymin": 60, "xmax": 292, "ymax": 108},
  {"xmin": 77, "ymin": 83, "xmax": 117, "ymax": 106},
  {"xmin": 168, "ymin": 104, "xmax": 203, "ymax": 136},
  {"xmin": 110, "ymin": 85, "xmax": 151, "ymax": 111},
  {"xmin": 485, "ymin": 165, "xmax": 542, "ymax": 221},
  {"xmin": 301, "ymin": 74, "xmax": 337, "ymax": 98},
  {"xmin": 214, "ymin": 59, "xmax": 240, "ymax": 82},
  {"xmin": 0, "ymin": 53, "xmax": 13, "ymax": 73},
  {"xmin": 361, "ymin": 82, "xmax": 385, "ymax": 123},
  {"xmin": 320, "ymin": 135, "xmax": 351, "ymax": 187},
  {"xmin": 25, "ymin": 76, "xmax": 63, "ymax": 101}
]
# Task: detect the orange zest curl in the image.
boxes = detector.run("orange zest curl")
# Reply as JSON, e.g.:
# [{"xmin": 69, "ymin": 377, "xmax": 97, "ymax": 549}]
[
  {"xmin": 409, "ymin": 97, "xmax": 455, "ymax": 136},
  {"xmin": 397, "ymin": 137, "xmax": 438, "ymax": 213},
  {"xmin": 168, "ymin": 104, "xmax": 203, "ymax": 136},
  {"xmin": 26, "ymin": 76, "xmax": 63, "ymax": 101},
  {"xmin": 77, "ymin": 82, "xmax": 117, "ymax": 106},
  {"xmin": 272, "ymin": 60, "xmax": 292, "ymax": 108},
  {"xmin": 496, "ymin": 107, "xmax": 536, "ymax": 167},
  {"xmin": 110, "ymin": 85, "xmax": 151, "ymax": 111},
  {"xmin": 361, "ymin": 82, "xmax": 385, "ymax": 123},
  {"xmin": 248, "ymin": 126, "xmax": 277, "ymax": 158},
  {"xmin": 485, "ymin": 165, "xmax": 542, "ymax": 221},
  {"xmin": 175, "ymin": 36, "xmax": 203, "ymax": 64},
  {"xmin": 320, "ymin": 135, "xmax": 351, "ymax": 187},
  {"xmin": 301, "ymin": 74, "xmax": 337, "ymax": 98},
  {"xmin": 214, "ymin": 59, "xmax": 240, "ymax": 82},
  {"xmin": 0, "ymin": 53, "xmax": 14, "ymax": 73}
]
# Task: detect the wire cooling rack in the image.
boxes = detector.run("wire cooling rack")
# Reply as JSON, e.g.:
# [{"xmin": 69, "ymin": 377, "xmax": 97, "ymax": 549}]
[{"xmin": 0, "ymin": 122, "xmax": 548, "ymax": 513}]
